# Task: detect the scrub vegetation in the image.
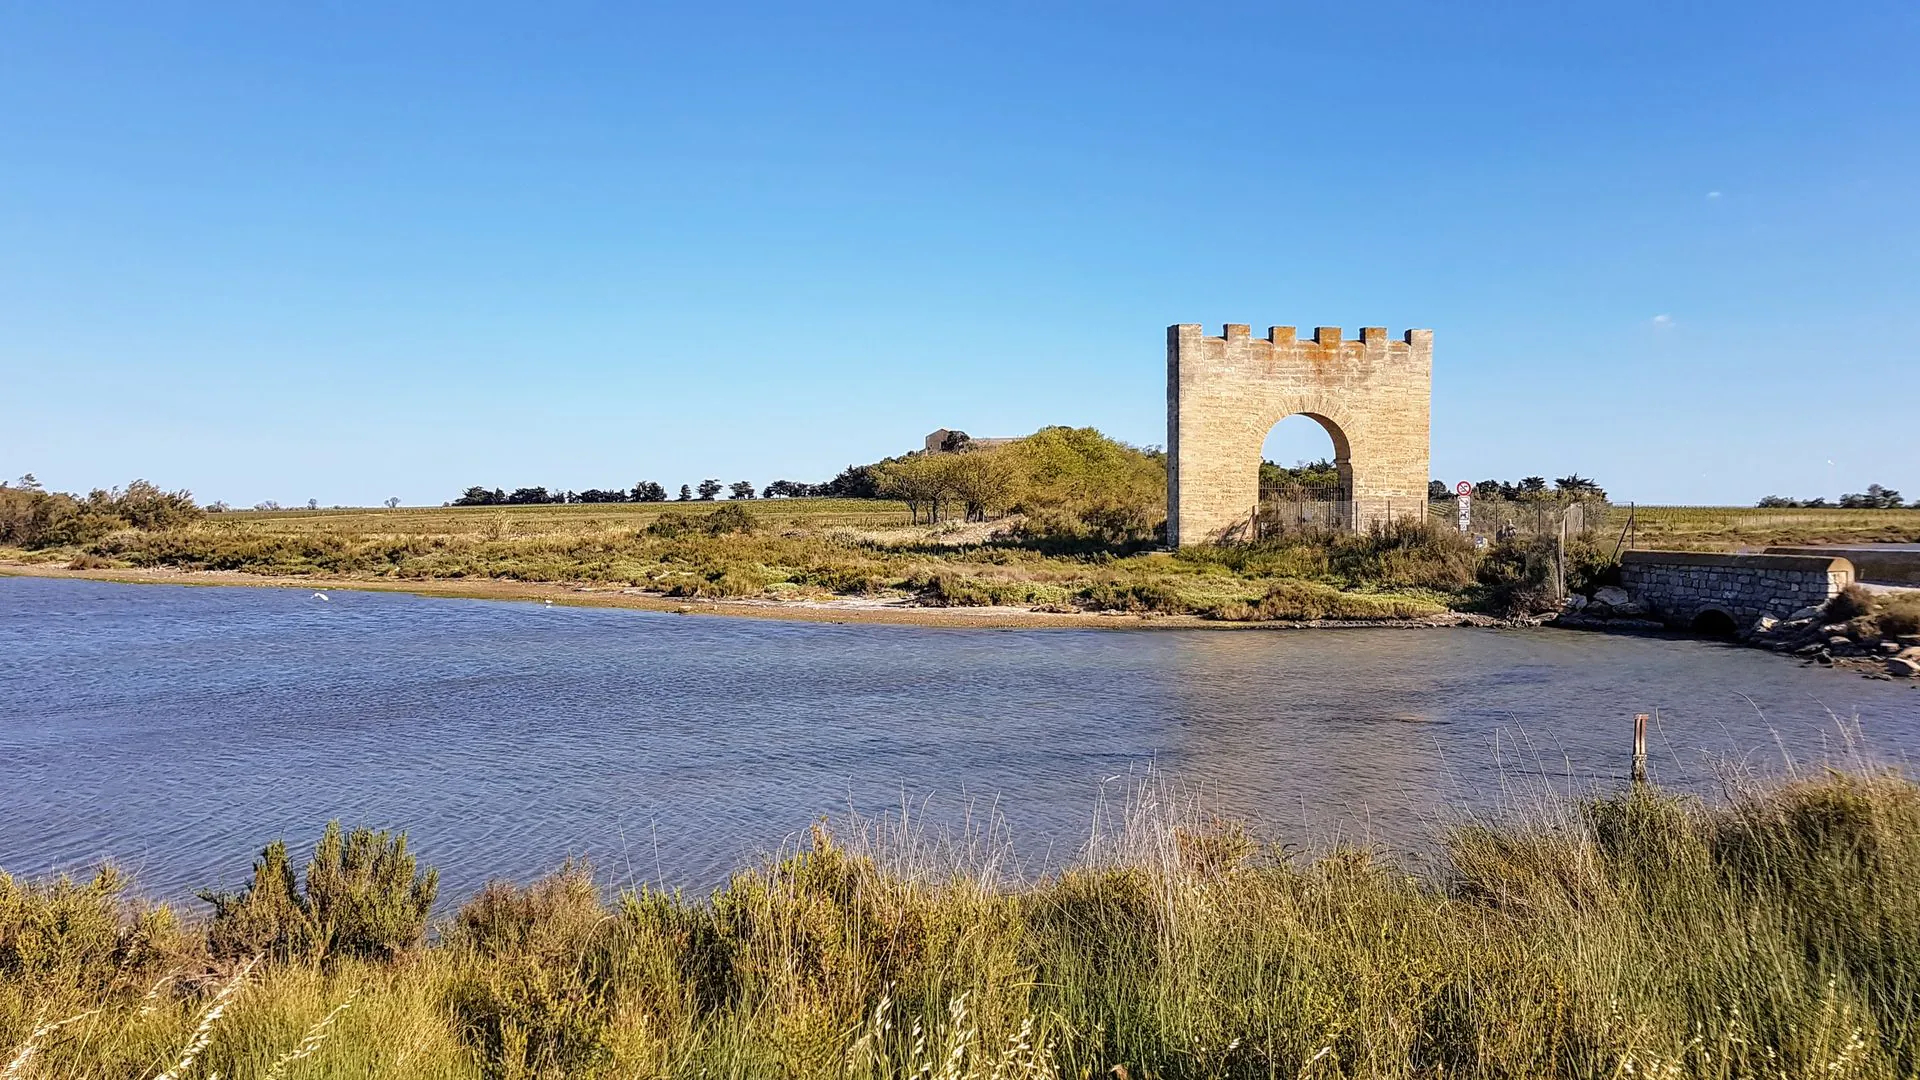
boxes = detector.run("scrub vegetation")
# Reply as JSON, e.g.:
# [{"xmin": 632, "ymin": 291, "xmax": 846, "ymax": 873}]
[
  {"xmin": 6, "ymin": 437, "xmax": 1918, "ymax": 621},
  {"xmin": 5, "ymin": 765, "xmax": 1920, "ymax": 1079}
]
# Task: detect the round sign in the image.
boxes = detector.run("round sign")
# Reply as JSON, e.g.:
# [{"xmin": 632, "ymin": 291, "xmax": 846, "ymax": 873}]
[{"xmin": 1455, "ymin": 481, "xmax": 1473, "ymax": 496}]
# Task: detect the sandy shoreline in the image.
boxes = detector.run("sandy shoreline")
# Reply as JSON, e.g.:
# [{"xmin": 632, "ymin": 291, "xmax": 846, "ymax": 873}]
[{"xmin": 0, "ymin": 560, "xmax": 1524, "ymax": 632}]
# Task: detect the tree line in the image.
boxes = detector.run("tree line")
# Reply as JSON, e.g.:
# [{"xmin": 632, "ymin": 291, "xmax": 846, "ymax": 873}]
[
  {"xmin": 1758, "ymin": 484, "xmax": 1905, "ymax": 509},
  {"xmin": 449, "ymin": 465, "xmax": 885, "ymax": 507},
  {"xmin": 0, "ymin": 475, "xmax": 202, "ymax": 548},
  {"xmin": 1435, "ymin": 476, "xmax": 1609, "ymax": 502}
]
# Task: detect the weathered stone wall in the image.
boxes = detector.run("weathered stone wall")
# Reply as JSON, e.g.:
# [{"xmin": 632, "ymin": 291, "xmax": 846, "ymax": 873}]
[
  {"xmin": 1167, "ymin": 324, "xmax": 1431, "ymax": 546},
  {"xmin": 1621, "ymin": 550, "xmax": 1855, "ymax": 628}
]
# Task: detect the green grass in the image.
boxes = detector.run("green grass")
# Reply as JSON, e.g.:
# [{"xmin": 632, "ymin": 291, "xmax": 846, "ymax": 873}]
[{"xmin": 6, "ymin": 765, "xmax": 1920, "ymax": 1078}]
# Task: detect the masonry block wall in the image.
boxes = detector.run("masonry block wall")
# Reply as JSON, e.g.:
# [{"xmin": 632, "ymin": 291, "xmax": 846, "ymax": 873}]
[
  {"xmin": 1620, "ymin": 551, "xmax": 1856, "ymax": 627},
  {"xmin": 1167, "ymin": 324, "xmax": 1432, "ymax": 546}
]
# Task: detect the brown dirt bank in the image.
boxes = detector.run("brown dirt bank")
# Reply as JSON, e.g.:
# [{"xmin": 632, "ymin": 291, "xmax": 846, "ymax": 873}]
[{"xmin": 0, "ymin": 560, "xmax": 1524, "ymax": 632}]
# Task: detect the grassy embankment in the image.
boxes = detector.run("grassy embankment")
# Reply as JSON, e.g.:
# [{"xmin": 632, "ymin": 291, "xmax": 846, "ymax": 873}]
[{"xmin": 6, "ymin": 767, "xmax": 1920, "ymax": 1078}]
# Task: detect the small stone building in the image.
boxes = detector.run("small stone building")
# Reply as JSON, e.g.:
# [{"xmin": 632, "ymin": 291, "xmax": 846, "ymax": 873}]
[{"xmin": 923, "ymin": 429, "xmax": 1018, "ymax": 454}]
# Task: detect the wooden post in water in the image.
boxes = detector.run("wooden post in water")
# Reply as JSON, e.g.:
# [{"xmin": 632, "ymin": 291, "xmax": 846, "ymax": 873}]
[{"xmin": 1631, "ymin": 713, "xmax": 1649, "ymax": 785}]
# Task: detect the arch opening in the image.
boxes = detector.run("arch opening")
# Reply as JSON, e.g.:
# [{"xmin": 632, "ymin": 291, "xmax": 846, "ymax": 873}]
[
  {"xmin": 1255, "ymin": 413, "xmax": 1353, "ymax": 536},
  {"xmin": 1690, "ymin": 608, "xmax": 1740, "ymax": 639}
]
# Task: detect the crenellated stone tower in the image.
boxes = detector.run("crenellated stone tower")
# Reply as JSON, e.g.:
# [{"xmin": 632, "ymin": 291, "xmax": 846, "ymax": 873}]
[{"xmin": 1167, "ymin": 323, "xmax": 1432, "ymax": 546}]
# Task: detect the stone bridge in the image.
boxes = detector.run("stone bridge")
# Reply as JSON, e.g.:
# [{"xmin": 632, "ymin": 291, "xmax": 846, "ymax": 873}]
[{"xmin": 1620, "ymin": 550, "xmax": 1855, "ymax": 634}]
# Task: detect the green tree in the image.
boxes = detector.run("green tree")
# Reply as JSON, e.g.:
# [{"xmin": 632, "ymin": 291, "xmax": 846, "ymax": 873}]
[
  {"xmin": 697, "ymin": 479, "xmax": 722, "ymax": 501},
  {"xmin": 945, "ymin": 447, "xmax": 1019, "ymax": 521},
  {"xmin": 728, "ymin": 481, "xmax": 756, "ymax": 499},
  {"xmin": 873, "ymin": 455, "xmax": 953, "ymax": 524},
  {"xmin": 677, "ymin": 484, "xmax": 692, "ymax": 501}
]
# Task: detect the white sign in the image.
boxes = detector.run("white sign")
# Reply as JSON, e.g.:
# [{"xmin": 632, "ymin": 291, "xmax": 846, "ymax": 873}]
[{"xmin": 1456, "ymin": 492, "xmax": 1472, "ymax": 534}]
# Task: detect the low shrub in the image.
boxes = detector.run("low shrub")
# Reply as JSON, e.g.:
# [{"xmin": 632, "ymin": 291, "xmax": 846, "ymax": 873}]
[
  {"xmin": 1077, "ymin": 579, "xmax": 1185, "ymax": 614},
  {"xmin": 0, "ymin": 865, "xmax": 179, "ymax": 994},
  {"xmin": 1878, "ymin": 593, "xmax": 1920, "ymax": 637},
  {"xmin": 446, "ymin": 864, "xmax": 630, "ymax": 1078},
  {"xmin": 1207, "ymin": 580, "xmax": 1444, "ymax": 621},
  {"xmin": 1475, "ymin": 535, "xmax": 1561, "ymax": 615},
  {"xmin": 913, "ymin": 572, "xmax": 1055, "ymax": 607},
  {"xmin": 1325, "ymin": 518, "xmax": 1478, "ymax": 590},
  {"xmin": 9, "ymin": 768, "xmax": 1920, "ymax": 1077},
  {"xmin": 202, "ymin": 822, "xmax": 438, "ymax": 964},
  {"xmin": 648, "ymin": 504, "xmax": 757, "ymax": 539},
  {"xmin": 1826, "ymin": 583, "xmax": 1877, "ymax": 622}
]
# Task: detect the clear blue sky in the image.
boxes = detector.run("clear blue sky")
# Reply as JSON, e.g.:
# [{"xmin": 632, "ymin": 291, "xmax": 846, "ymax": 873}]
[{"xmin": 3, "ymin": 2, "xmax": 1915, "ymax": 507}]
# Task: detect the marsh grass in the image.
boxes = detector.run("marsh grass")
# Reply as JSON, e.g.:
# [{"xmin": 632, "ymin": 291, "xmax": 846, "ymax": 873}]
[
  {"xmin": 6, "ymin": 762, "xmax": 1920, "ymax": 1078},
  {"xmin": 19, "ymin": 502, "xmax": 1470, "ymax": 617}
]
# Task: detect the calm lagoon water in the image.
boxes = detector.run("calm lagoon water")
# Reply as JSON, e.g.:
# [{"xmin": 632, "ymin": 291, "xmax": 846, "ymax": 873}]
[{"xmin": 3, "ymin": 574, "xmax": 1916, "ymax": 899}]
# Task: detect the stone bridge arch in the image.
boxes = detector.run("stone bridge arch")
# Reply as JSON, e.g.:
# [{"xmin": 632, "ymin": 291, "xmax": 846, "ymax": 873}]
[{"xmin": 1167, "ymin": 323, "xmax": 1433, "ymax": 546}]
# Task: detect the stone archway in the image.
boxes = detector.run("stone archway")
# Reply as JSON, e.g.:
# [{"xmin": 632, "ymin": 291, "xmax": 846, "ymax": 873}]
[{"xmin": 1166, "ymin": 323, "xmax": 1432, "ymax": 546}]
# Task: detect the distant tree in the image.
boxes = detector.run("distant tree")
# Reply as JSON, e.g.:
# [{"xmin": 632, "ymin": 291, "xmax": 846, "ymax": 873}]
[
  {"xmin": 762, "ymin": 480, "xmax": 813, "ymax": 498},
  {"xmin": 256, "ymin": 501, "xmax": 281, "ymax": 511},
  {"xmin": 697, "ymin": 479, "xmax": 722, "ymax": 501},
  {"xmin": 630, "ymin": 481, "xmax": 667, "ymax": 503},
  {"xmin": 677, "ymin": 484, "xmax": 692, "ymax": 501},
  {"xmin": 874, "ymin": 455, "xmax": 956, "ymax": 524},
  {"xmin": 727, "ymin": 481, "xmax": 757, "ymax": 499},
  {"xmin": 505, "ymin": 487, "xmax": 551, "ymax": 505},
  {"xmin": 1473, "ymin": 480, "xmax": 1502, "ymax": 500},
  {"xmin": 208, "ymin": 501, "xmax": 231, "ymax": 513},
  {"xmin": 573, "ymin": 488, "xmax": 628, "ymax": 503},
  {"xmin": 454, "ymin": 487, "xmax": 503, "ymax": 506},
  {"xmin": 1258, "ymin": 458, "xmax": 1341, "ymax": 499},
  {"xmin": 384, "ymin": 497, "xmax": 401, "ymax": 509},
  {"xmin": 1757, "ymin": 495, "xmax": 1800, "ymax": 508},
  {"xmin": 307, "ymin": 498, "xmax": 319, "ymax": 511},
  {"xmin": 1840, "ymin": 484, "xmax": 1903, "ymax": 509},
  {"xmin": 1553, "ymin": 475, "xmax": 1608, "ymax": 500},
  {"xmin": 1429, "ymin": 480, "xmax": 1450, "ymax": 501},
  {"xmin": 1805, "ymin": 497, "xmax": 1831, "ymax": 508},
  {"xmin": 819, "ymin": 464, "xmax": 882, "ymax": 499}
]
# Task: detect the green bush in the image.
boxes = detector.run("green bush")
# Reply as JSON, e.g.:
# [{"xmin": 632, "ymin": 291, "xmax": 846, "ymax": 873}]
[
  {"xmin": 1475, "ymin": 535, "xmax": 1561, "ymax": 615},
  {"xmin": 1207, "ymin": 579, "xmax": 1444, "ymax": 621},
  {"xmin": 202, "ymin": 822, "xmax": 437, "ymax": 963},
  {"xmin": 447, "ymin": 864, "xmax": 627, "ymax": 1078},
  {"xmin": 913, "ymin": 573, "xmax": 1053, "ymax": 607},
  {"xmin": 647, "ymin": 504, "xmax": 757, "ymax": 540},
  {"xmin": 0, "ymin": 484, "xmax": 117, "ymax": 548},
  {"xmin": 1324, "ymin": 518, "xmax": 1477, "ymax": 590},
  {"xmin": 0, "ymin": 865, "xmax": 178, "ymax": 993},
  {"xmin": 1077, "ymin": 579, "xmax": 1185, "ymax": 614}
]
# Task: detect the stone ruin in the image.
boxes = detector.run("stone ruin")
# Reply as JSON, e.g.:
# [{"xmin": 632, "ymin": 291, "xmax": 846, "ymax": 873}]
[{"xmin": 1166, "ymin": 323, "xmax": 1433, "ymax": 546}]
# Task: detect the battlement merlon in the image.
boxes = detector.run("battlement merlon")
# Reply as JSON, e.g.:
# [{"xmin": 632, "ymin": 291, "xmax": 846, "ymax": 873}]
[{"xmin": 1167, "ymin": 324, "xmax": 1434, "ymax": 349}]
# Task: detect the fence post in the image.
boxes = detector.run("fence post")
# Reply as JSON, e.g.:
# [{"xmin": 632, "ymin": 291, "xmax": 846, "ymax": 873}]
[
  {"xmin": 1632, "ymin": 713, "xmax": 1649, "ymax": 785},
  {"xmin": 1555, "ymin": 510, "xmax": 1567, "ymax": 603}
]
